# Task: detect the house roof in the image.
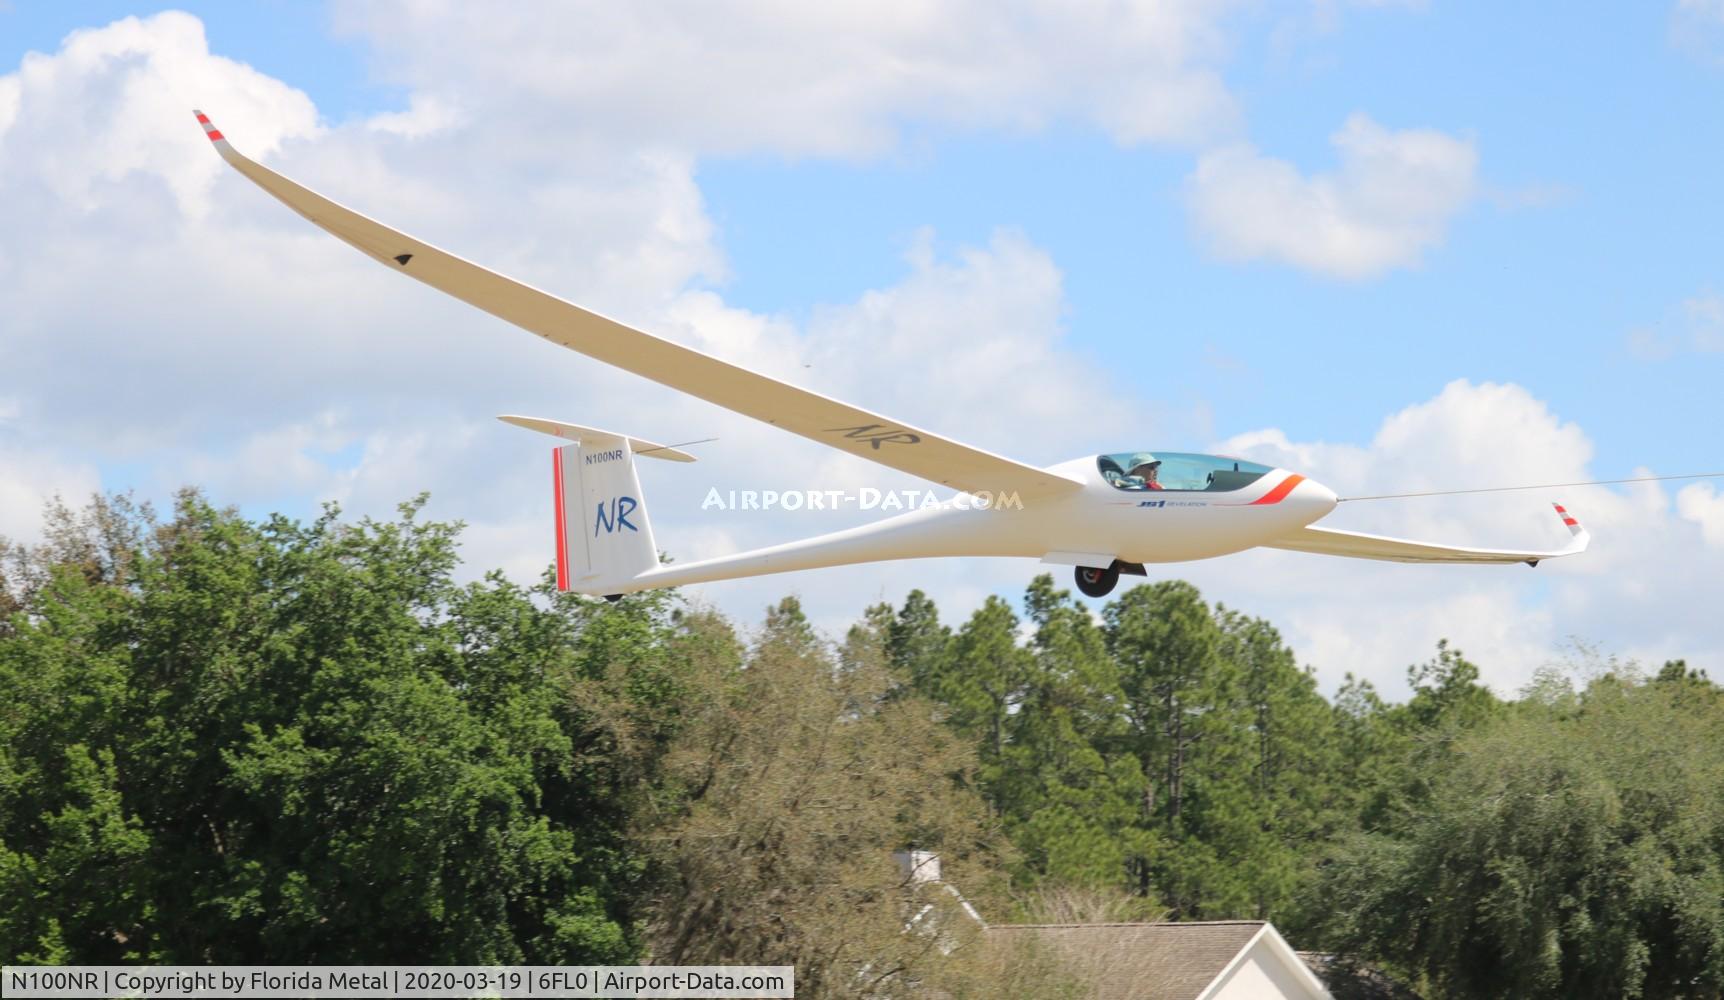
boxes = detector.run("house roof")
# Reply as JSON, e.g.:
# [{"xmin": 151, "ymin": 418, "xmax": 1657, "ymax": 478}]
[{"xmin": 986, "ymin": 920, "xmax": 1274, "ymax": 1000}]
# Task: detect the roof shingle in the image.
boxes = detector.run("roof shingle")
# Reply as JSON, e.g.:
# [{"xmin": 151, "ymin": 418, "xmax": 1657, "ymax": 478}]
[{"xmin": 985, "ymin": 920, "xmax": 1267, "ymax": 1000}]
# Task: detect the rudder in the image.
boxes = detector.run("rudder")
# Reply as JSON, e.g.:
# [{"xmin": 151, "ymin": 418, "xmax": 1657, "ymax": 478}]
[{"xmin": 552, "ymin": 430, "xmax": 659, "ymax": 592}]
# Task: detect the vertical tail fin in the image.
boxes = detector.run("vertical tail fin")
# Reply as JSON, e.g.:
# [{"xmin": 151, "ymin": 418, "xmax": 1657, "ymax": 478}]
[{"xmin": 552, "ymin": 430, "xmax": 660, "ymax": 592}]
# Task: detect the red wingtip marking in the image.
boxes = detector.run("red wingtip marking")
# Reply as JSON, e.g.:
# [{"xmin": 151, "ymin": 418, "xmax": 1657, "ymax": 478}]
[
  {"xmin": 1563, "ymin": 517, "xmax": 1579, "ymax": 527},
  {"xmin": 1249, "ymin": 474, "xmax": 1306, "ymax": 506},
  {"xmin": 195, "ymin": 113, "xmax": 210, "ymax": 124},
  {"xmin": 206, "ymin": 130, "xmax": 224, "ymax": 141}
]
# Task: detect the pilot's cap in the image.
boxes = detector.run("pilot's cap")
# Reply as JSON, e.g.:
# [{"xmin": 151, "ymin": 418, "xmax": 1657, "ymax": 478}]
[{"xmin": 1125, "ymin": 452, "xmax": 1161, "ymax": 471}]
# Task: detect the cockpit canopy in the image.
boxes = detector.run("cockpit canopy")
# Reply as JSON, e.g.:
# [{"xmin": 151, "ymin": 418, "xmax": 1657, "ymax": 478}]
[{"xmin": 1098, "ymin": 451, "xmax": 1274, "ymax": 493}]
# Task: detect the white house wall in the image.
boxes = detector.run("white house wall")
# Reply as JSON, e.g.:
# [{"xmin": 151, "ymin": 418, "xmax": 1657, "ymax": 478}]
[{"xmin": 1207, "ymin": 937, "xmax": 1330, "ymax": 999}]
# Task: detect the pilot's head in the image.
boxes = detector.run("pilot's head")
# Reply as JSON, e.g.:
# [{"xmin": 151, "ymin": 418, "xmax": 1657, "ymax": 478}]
[{"xmin": 1127, "ymin": 454, "xmax": 1162, "ymax": 481}]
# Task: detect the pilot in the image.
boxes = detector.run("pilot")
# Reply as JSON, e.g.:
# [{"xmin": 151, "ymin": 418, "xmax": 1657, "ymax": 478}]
[{"xmin": 1125, "ymin": 454, "xmax": 1164, "ymax": 490}]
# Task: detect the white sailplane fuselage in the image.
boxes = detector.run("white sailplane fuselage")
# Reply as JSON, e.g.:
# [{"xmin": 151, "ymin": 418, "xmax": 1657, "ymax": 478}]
[{"xmin": 615, "ymin": 458, "xmax": 1338, "ymax": 595}]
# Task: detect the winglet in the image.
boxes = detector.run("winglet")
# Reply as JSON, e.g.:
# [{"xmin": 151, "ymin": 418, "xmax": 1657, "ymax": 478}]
[
  {"xmin": 1528, "ymin": 502, "xmax": 1590, "ymax": 566},
  {"xmin": 192, "ymin": 109, "xmax": 240, "ymax": 162},
  {"xmin": 1553, "ymin": 502, "xmax": 1589, "ymax": 545}
]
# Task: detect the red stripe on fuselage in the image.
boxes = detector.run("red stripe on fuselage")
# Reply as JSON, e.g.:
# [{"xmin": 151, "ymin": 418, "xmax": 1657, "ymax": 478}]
[
  {"xmin": 1249, "ymin": 474, "xmax": 1305, "ymax": 505},
  {"xmin": 553, "ymin": 448, "xmax": 569, "ymax": 590}
]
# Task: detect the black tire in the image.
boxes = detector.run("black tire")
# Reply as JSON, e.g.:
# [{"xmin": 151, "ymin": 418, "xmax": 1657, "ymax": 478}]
[{"xmin": 1074, "ymin": 564, "xmax": 1119, "ymax": 598}]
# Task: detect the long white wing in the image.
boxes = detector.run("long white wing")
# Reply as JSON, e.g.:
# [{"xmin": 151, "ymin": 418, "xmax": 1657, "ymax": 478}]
[
  {"xmin": 193, "ymin": 111, "xmax": 1083, "ymax": 499},
  {"xmin": 1265, "ymin": 503, "xmax": 1589, "ymax": 566}
]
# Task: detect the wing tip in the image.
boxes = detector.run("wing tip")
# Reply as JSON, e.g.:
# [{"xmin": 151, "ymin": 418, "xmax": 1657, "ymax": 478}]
[
  {"xmin": 498, "ymin": 415, "xmax": 699, "ymax": 462},
  {"xmin": 191, "ymin": 108, "xmax": 235, "ymax": 152},
  {"xmin": 1550, "ymin": 501, "xmax": 1591, "ymax": 559},
  {"xmin": 498, "ymin": 414, "xmax": 566, "ymax": 439}
]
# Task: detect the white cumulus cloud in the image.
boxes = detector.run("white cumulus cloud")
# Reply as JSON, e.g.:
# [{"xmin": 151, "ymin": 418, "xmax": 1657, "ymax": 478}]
[
  {"xmin": 1673, "ymin": 0, "xmax": 1724, "ymax": 61},
  {"xmin": 0, "ymin": 439, "xmax": 101, "ymax": 543},
  {"xmin": 1677, "ymin": 483, "xmax": 1724, "ymax": 547},
  {"xmin": 1180, "ymin": 379, "xmax": 1722, "ymax": 697},
  {"xmin": 1685, "ymin": 292, "xmax": 1724, "ymax": 351},
  {"xmin": 0, "ymin": 11, "xmax": 318, "ymax": 219},
  {"xmin": 1185, "ymin": 112, "xmax": 1478, "ymax": 279},
  {"xmin": 330, "ymin": 0, "xmax": 1245, "ymax": 156},
  {"xmin": 1625, "ymin": 289, "xmax": 1724, "ymax": 359}
]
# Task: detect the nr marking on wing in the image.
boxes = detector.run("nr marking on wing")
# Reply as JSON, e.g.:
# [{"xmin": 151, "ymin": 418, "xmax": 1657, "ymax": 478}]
[{"xmin": 826, "ymin": 424, "xmax": 923, "ymax": 449}]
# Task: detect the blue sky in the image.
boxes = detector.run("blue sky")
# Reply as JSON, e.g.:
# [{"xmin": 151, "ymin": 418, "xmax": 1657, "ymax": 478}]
[
  {"xmin": 2, "ymin": 2, "xmax": 1721, "ymax": 694},
  {"xmin": 700, "ymin": 5, "xmax": 1724, "ymax": 468}
]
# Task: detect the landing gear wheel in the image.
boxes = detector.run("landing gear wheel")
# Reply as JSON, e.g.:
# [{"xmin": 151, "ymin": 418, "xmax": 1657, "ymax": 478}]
[{"xmin": 1075, "ymin": 564, "xmax": 1119, "ymax": 598}]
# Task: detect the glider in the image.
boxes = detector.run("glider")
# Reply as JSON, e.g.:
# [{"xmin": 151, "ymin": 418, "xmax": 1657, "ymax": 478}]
[{"xmin": 194, "ymin": 111, "xmax": 1590, "ymax": 598}]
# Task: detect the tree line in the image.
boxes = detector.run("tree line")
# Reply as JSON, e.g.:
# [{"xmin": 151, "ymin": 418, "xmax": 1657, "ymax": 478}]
[{"xmin": 1, "ymin": 493, "xmax": 1719, "ymax": 998}]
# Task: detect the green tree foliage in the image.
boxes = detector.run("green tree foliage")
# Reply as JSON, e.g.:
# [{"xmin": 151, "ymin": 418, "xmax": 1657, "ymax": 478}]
[
  {"xmin": 1213, "ymin": 608, "xmax": 1341, "ymax": 920},
  {"xmin": 640, "ymin": 597, "xmax": 1072, "ymax": 997},
  {"xmin": 0, "ymin": 492, "xmax": 654, "ymax": 962},
  {"xmin": 7, "ymin": 490, "xmax": 1720, "ymax": 998},
  {"xmin": 1331, "ymin": 673, "xmax": 1399, "ymax": 832},
  {"xmin": 1401, "ymin": 639, "xmax": 1502, "ymax": 736},
  {"xmin": 885, "ymin": 589, "xmax": 951, "ymax": 694},
  {"xmin": 998, "ymin": 576, "xmax": 1147, "ymax": 890},
  {"xmin": 1343, "ymin": 640, "xmax": 1504, "ymax": 836},
  {"xmin": 1106, "ymin": 581, "xmax": 1231, "ymax": 912},
  {"xmin": 1316, "ymin": 669, "xmax": 1724, "ymax": 998},
  {"xmin": 1103, "ymin": 585, "xmax": 1343, "ymax": 919},
  {"xmin": 890, "ymin": 577, "xmax": 1353, "ymax": 921},
  {"xmin": 929, "ymin": 596, "xmax": 1028, "ymax": 792},
  {"xmin": 0, "ymin": 496, "xmax": 1070, "ymax": 989}
]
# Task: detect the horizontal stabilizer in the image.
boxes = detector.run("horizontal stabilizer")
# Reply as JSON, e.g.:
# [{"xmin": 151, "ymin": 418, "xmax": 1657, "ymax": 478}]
[
  {"xmin": 1266, "ymin": 503, "xmax": 1589, "ymax": 567},
  {"xmin": 500, "ymin": 415, "xmax": 697, "ymax": 462}
]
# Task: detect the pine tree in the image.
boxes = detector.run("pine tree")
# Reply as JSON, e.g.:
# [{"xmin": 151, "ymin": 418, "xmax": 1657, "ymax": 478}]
[
  {"xmin": 886, "ymin": 589, "xmax": 951, "ymax": 695},
  {"xmin": 997, "ymin": 576, "xmax": 1148, "ymax": 889},
  {"xmin": 1104, "ymin": 581, "xmax": 1235, "ymax": 913},
  {"xmin": 1215, "ymin": 608, "xmax": 1341, "ymax": 920},
  {"xmin": 939, "ymin": 596, "xmax": 1031, "ymax": 796}
]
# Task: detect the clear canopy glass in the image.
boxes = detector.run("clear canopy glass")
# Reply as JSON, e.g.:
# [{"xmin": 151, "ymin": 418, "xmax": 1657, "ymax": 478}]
[{"xmin": 1097, "ymin": 452, "xmax": 1273, "ymax": 493}]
